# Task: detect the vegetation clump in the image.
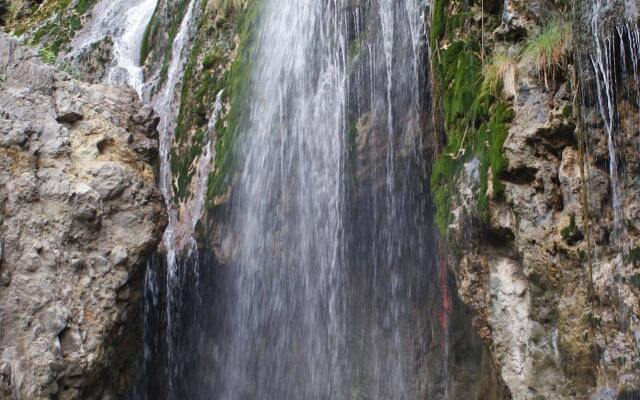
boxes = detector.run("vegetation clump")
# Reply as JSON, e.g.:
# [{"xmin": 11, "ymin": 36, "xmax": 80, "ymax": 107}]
[
  {"xmin": 521, "ymin": 19, "xmax": 572, "ymax": 89},
  {"xmin": 430, "ymin": 0, "xmax": 513, "ymax": 235},
  {"xmin": 167, "ymin": 0, "xmax": 261, "ymax": 204},
  {"xmin": 561, "ymin": 213, "xmax": 584, "ymax": 245},
  {"xmin": 3, "ymin": 0, "xmax": 98, "ymax": 56},
  {"xmin": 624, "ymin": 246, "xmax": 640, "ymax": 266},
  {"xmin": 212, "ymin": 0, "xmax": 249, "ymax": 13},
  {"xmin": 429, "ymin": 1, "xmax": 572, "ymax": 237}
]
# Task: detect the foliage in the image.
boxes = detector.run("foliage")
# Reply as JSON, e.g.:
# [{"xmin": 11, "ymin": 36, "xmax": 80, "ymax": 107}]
[
  {"xmin": 205, "ymin": 0, "xmax": 261, "ymax": 203},
  {"xmin": 481, "ymin": 50, "xmax": 519, "ymax": 99},
  {"xmin": 39, "ymin": 46, "xmax": 56, "ymax": 63},
  {"xmin": 561, "ymin": 213, "xmax": 584, "ymax": 245},
  {"xmin": 19, "ymin": 0, "xmax": 99, "ymax": 57},
  {"xmin": 154, "ymin": 0, "xmax": 191, "ymax": 87},
  {"xmin": 212, "ymin": 0, "xmax": 249, "ymax": 14},
  {"xmin": 139, "ymin": 4, "xmax": 159, "ymax": 65},
  {"xmin": 430, "ymin": 0, "xmax": 513, "ymax": 236},
  {"xmin": 521, "ymin": 19, "xmax": 572, "ymax": 89},
  {"xmin": 74, "ymin": 0, "xmax": 95, "ymax": 14},
  {"xmin": 168, "ymin": 0, "xmax": 261, "ymax": 204},
  {"xmin": 0, "ymin": 0, "xmax": 8, "ymax": 25}
]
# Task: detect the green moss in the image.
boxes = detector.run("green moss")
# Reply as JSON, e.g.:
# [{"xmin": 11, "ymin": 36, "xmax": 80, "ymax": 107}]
[
  {"xmin": 429, "ymin": 0, "xmax": 512, "ymax": 236},
  {"xmin": 561, "ymin": 213, "xmax": 584, "ymax": 245},
  {"xmin": 0, "ymin": 0, "xmax": 8, "ymax": 25},
  {"xmin": 584, "ymin": 312, "xmax": 602, "ymax": 329},
  {"xmin": 168, "ymin": 0, "xmax": 262, "ymax": 205},
  {"xmin": 202, "ymin": 46, "xmax": 224, "ymax": 69},
  {"xmin": 476, "ymin": 103, "xmax": 511, "ymax": 214},
  {"xmin": 74, "ymin": 0, "xmax": 97, "ymax": 14},
  {"xmin": 139, "ymin": 4, "xmax": 159, "ymax": 65},
  {"xmin": 206, "ymin": 0, "xmax": 262, "ymax": 203},
  {"xmin": 171, "ymin": 128, "xmax": 207, "ymax": 199},
  {"xmin": 578, "ymin": 249, "xmax": 587, "ymax": 262},
  {"xmin": 430, "ymin": 0, "xmax": 445, "ymax": 45},
  {"xmin": 156, "ymin": 0, "xmax": 190, "ymax": 87},
  {"xmin": 23, "ymin": 0, "xmax": 95, "ymax": 57},
  {"xmin": 624, "ymin": 246, "xmax": 640, "ymax": 266}
]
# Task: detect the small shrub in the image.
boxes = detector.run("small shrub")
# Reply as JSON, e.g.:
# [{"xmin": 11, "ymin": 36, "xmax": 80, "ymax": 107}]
[
  {"xmin": 624, "ymin": 246, "xmax": 640, "ymax": 266},
  {"xmin": 0, "ymin": 0, "xmax": 9, "ymax": 25},
  {"xmin": 202, "ymin": 47, "xmax": 223, "ymax": 69}
]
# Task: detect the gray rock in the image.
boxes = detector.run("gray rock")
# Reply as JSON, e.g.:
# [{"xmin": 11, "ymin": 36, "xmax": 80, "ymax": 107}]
[
  {"xmin": 0, "ymin": 33, "xmax": 167, "ymax": 400},
  {"xmin": 54, "ymin": 90, "xmax": 84, "ymax": 123}
]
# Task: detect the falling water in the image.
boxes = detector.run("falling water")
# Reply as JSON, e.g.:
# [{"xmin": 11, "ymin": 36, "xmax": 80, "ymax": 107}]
[
  {"xmin": 584, "ymin": 0, "xmax": 640, "ymax": 247},
  {"xmin": 135, "ymin": 0, "xmax": 470, "ymax": 398},
  {"xmin": 579, "ymin": 0, "xmax": 640, "ymax": 389},
  {"xmin": 153, "ymin": 0, "xmax": 198, "ymax": 264},
  {"xmin": 65, "ymin": 0, "xmax": 157, "ymax": 95},
  {"xmin": 589, "ymin": 0, "xmax": 625, "ymax": 244},
  {"xmin": 150, "ymin": 0, "xmax": 199, "ymax": 393}
]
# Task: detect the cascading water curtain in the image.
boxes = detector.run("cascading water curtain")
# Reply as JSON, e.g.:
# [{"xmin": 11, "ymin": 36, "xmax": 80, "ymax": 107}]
[
  {"xmin": 580, "ymin": 0, "xmax": 640, "ymax": 249},
  {"xmin": 134, "ymin": 1, "xmax": 459, "ymax": 398},
  {"xmin": 576, "ymin": 0, "xmax": 640, "ymax": 388}
]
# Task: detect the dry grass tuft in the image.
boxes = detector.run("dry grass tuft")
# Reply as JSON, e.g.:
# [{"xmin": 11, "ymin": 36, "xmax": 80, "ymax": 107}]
[{"xmin": 521, "ymin": 20, "xmax": 572, "ymax": 89}]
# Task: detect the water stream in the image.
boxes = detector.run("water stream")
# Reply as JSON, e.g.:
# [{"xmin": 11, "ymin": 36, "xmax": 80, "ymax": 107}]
[
  {"xmin": 65, "ymin": 0, "xmax": 157, "ymax": 95},
  {"xmin": 132, "ymin": 0, "xmax": 449, "ymax": 398},
  {"xmin": 585, "ymin": 0, "xmax": 640, "ymax": 248},
  {"xmin": 580, "ymin": 0, "xmax": 640, "ymax": 388}
]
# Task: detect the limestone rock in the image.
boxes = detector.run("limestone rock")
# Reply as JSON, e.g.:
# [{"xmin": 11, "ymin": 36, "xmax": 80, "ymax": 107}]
[{"xmin": 0, "ymin": 33, "xmax": 166, "ymax": 399}]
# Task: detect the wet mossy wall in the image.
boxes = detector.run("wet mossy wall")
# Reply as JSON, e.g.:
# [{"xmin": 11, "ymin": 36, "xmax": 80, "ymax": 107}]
[
  {"xmin": 168, "ymin": 0, "xmax": 260, "ymax": 204},
  {"xmin": 429, "ymin": 0, "xmax": 511, "ymax": 236}
]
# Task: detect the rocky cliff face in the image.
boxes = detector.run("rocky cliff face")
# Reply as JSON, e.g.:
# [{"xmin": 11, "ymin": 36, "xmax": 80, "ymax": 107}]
[
  {"xmin": 0, "ymin": 33, "xmax": 166, "ymax": 399},
  {"xmin": 432, "ymin": 0, "xmax": 640, "ymax": 398}
]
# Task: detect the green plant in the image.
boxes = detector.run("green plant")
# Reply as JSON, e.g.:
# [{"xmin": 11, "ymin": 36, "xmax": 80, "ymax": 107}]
[
  {"xmin": 39, "ymin": 47, "xmax": 56, "ymax": 64},
  {"xmin": 482, "ymin": 50, "xmax": 519, "ymax": 99},
  {"xmin": 212, "ymin": 0, "xmax": 248, "ymax": 14},
  {"xmin": 139, "ymin": 4, "xmax": 159, "ymax": 65},
  {"xmin": 623, "ymin": 246, "xmax": 640, "ymax": 266},
  {"xmin": 429, "ymin": 0, "xmax": 516, "ymax": 236},
  {"xmin": 74, "ymin": 0, "xmax": 97, "ymax": 14},
  {"xmin": 521, "ymin": 19, "xmax": 572, "ymax": 89},
  {"xmin": 202, "ymin": 47, "xmax": 224, "ymax": 69},
  {"xmin": 0, "ymin": 0, "xmax": 9, "ymax": 25},
  {"xmin": 561, "ymin": 213, "xmax": 584, "ymax": 245}
]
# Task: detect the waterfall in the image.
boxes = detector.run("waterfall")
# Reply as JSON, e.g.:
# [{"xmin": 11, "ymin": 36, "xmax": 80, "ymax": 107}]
[
  {"xmin": 151, "ymin": 0, "xmax": 200, "ymax": 394},
  {"xmin": 221, "ymin": 1, "xmax": 347, "ymax": 396},
  {"xmin": 578, "ymin": 0, "xmax": 640, "ymax": 389},
  {"xmin": 65, "ymin": 0, "xmax": 157, "ymax": 96},
  {"xmin": 134, "ymin": 0, "xmax": 458, "ymax": 398},
  {"xmin": 583, "ymin": 0, "xmax": 640, "ymax": 248}
]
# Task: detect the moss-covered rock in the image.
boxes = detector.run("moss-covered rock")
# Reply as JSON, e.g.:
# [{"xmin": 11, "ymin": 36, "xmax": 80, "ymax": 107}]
[
  {"xmin": 430, "ymin": 0, "xmax": 511, "ymax": 235},
  {"xmin": 2, "ymin": 0, "xmax": 99, "ymax": 57},
  {"xmin": 166, "ymin": 0, "xmax": 261, "ymax": 205}
]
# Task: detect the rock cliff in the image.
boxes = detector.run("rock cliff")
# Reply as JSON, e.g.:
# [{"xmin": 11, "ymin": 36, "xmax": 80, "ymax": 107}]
[
  {"xmin": 431, "ymin": 0, "xmax": 640, "ymax": 398},
  {"xmin": 0, "ymin": 33, "xmax": 166, "ymax": 399}
]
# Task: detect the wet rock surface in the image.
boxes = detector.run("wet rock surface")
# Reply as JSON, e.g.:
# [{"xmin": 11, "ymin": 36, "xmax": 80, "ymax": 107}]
[
  {"xmin": 0, "ymin": 33, "xmax": 166, "ymax": 399},
  {"xmin": 440, "ymin": 0, "xmax": 640, "ymax": 398}
]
